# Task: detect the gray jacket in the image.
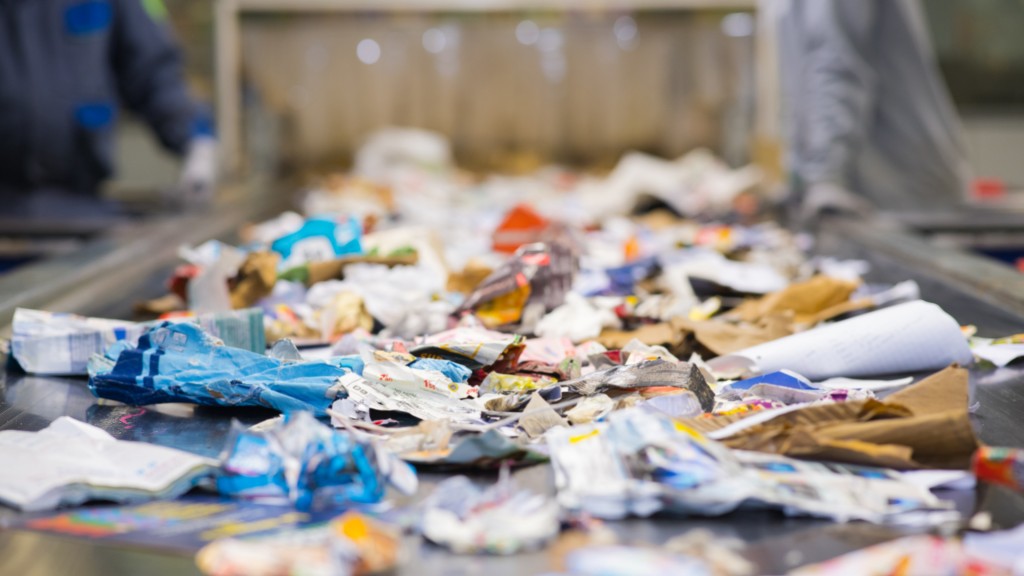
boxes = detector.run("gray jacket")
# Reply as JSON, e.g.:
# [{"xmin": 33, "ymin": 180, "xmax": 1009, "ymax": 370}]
[
  {"xmin": 775, "ymin": 0, "xmax": 970, "ymax": 211},
  {"xmin": 0, "ymin": 0, "xmax": 210, "ymax": 200}
]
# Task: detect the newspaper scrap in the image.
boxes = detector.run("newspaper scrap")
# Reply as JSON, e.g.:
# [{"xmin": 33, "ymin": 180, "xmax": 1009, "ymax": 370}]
[
  {"xmin": 0, "ymin": 417, "xmax": 215, "ymax": 512},
  {"xmin": 334, "ymin": 373, "xmax": 484, "ymax": 425},
  {"xmin": 547, "ymin": 407, "xmax": 951, "ymax": 522}
]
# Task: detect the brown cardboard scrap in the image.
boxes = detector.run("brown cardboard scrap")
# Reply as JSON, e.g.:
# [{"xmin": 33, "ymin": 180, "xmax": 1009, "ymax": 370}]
[
  {"xmin": 885, "ymin": 365, "xmax": 968, "ymax": 416},
  {"xmin": 814, "ymin": 410, "xmax": 978, "ymax": 470},
  {"xmin": 685, "ymin": 365, "xmax": 975, "ymax": 469},
  {"xmin": 729, "ymin": 275, "xmax": 859, "ymax": 325},
  {"xmin": 230, "ymin": 251, "xmax": 280, "ymax": 309},
  {"xmin": 779, "ymin": 431, "xmax": 919, "ymax": 470},
  {"xmin": 683, "ymin": 398, "xmax": 911, "ymax": 436},
  {"xmin": 597, "ymin": 322, "xmax": 684, "ymax": 351},
  {"xmin": 446, "ymin": 260, "xmax": 495, "ymax": 294},
  {"xmin": 678, "ymin": 313, "xmax": 793, "ymax": 357},
  {"xmin": 802, "ymin": 298, "xmax": 876, "ymax": 327}
]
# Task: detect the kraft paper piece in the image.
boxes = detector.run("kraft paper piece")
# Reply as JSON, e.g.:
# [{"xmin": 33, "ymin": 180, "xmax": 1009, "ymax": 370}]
[
  {"xmin": 706, "ymin": 301, "xmax": 973, "ymax": 381},
  {"xmin": 597, "ymin": 322, "xmax": 685, "ymax": 352},
  {"xmin": 884, "ymin": 364, "xmax": 969, "ymax": 417},
  {"xmin": 729, "ymin": 275, "xmax": 859, "ymax": 325},
  {"xmin": 683, "ymin": 366, "xmax": 977, "ymax": 469},
  {"xmin": 678, "ymin": 313, "xmax": 793, "ymax": 357},
  {"xmin": 230, "ymin": 251, "xmax": 280, "ymax": 309}
]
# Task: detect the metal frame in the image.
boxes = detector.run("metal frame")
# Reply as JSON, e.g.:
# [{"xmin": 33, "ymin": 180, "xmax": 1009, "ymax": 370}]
[{"xmin": 214, "ymin": 0, "xmax": 761, "ymax": 173}]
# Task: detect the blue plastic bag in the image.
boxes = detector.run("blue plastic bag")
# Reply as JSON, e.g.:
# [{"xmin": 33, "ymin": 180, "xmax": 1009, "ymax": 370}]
[
  {"xmin": 88, "ymin": 322, "xmax": 363, "ymax": 415},
  {"xmin": 217, "ymin": 412, "xmax": 417, "ymax": 511}
]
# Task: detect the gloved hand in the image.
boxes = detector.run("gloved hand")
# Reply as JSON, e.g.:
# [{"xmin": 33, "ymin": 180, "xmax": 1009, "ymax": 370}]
[
  {"xmin": 797, "ymin": 181, "xmax": 874, "ymax": 227},
  {"xmin": 178, "ymin": 137, "xmax": 218, "ymax": 208}
]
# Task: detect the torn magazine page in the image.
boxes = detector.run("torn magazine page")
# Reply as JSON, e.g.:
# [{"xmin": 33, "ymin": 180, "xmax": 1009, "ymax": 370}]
[
  {"xmin": 547, "ymin": 408, "xmax": 951, "ymax": 523},
  {"xmin": 334, "ymin": 373, "xmax": 485, "ymax": 425}
]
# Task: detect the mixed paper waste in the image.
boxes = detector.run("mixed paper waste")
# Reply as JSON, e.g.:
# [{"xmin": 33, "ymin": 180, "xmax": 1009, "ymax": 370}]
[{"xmin": 5, "ymin": 128, "xmax": 1024, "ymax": 574}]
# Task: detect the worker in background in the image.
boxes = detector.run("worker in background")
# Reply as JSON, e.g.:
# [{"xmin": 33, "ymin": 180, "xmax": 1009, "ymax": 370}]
[
  {"xmin": 0, "ymin": 0, "xmax": 216, "ymax": 217},
  {"xmin": 773, "ymin": 0, "xmax": 972, "ymax": 220}
]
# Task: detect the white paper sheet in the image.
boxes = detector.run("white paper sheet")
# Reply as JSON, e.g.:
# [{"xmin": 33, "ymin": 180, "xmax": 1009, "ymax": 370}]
[
  {"xmin": 707, "ymin": 301, "xmax": 972, "ymax": 381},
  {"xmin": 812, "ymin": 376, "xmax": 914, "ymax": 392},
  {"xmin": 0, "ymin": 417, "xmax": 216, "ymax": 512},
  {"xmin": 973, "ymin": 343, "xmax": 1024, "ymax": 368},
  {"xmin": 900, "ymin": 470, "xmax": 975, "ymax": 491}
]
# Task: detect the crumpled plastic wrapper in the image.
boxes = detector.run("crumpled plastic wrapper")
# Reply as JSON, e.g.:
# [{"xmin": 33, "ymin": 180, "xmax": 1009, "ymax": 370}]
[
  {"xmin": 421, "ymin": 471, "xmax": 560, "ymax": 554},
  {"xmin": 217, "ymin": 412, "xmax": 417, "ymax": 511}
]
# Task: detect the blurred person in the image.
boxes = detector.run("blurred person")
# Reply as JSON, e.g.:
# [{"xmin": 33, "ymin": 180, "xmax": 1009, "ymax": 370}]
[
  {"xmin": 0, "ymin": 0, "xmax": 216, "ymax": 217},
  {"xmin": 773, "ymin": 0, "xmax": 971, "ymax": 220}
]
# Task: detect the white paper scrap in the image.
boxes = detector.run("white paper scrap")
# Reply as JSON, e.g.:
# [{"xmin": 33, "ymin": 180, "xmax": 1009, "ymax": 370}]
[
  {"xmin": 0, "ymin": 417, "xmax": 216, "ymax": 512},
  {"xmin": 707, "ymin": 301, "xmax": 973, "ymax": 381},
  {"xmin": 812, "ymin": 376, "xmax": 914, "ymax": 392},
  {"xmin": 900, "ymin": 470, "xmax": 975, "ymax": 491},
  {"xmin": 973, "ymin": 343, "xmax": 1024, "ymax": 368}
]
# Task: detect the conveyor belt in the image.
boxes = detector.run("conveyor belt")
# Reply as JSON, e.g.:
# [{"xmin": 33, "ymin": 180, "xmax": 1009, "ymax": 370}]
[{"xmin": 3, "ymin": 210, "xmax": 1024, "ymax": 575}]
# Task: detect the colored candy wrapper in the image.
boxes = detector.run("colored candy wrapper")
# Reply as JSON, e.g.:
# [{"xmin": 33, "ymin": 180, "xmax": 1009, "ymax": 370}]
[
  {"xmin": 412, "ymin": 332, "xmax": 524, "ymax": 372},
  {"xmin": 217, "ymin": 412, "xmax": 417, "ymax": 511},
  {"xmin": 480, "ymin": 372, "xmax": 556, "ymax": 394},
  {"xmin": 457, "ymin": 241, "xmax": 576, "ymax": 329},
  {"xmin": 973, "ymin": 446, "xmax": 1024, "ymax": 493}
]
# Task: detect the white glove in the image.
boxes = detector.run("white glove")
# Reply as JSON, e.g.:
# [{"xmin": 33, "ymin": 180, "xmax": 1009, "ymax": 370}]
[
  {"xmin": 178, "ymin": 137, "xmax": 218, "ymax": 208},
  {"xmin": 798, "ymin": 181, "xmax": 874, "ymax": 226}
]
